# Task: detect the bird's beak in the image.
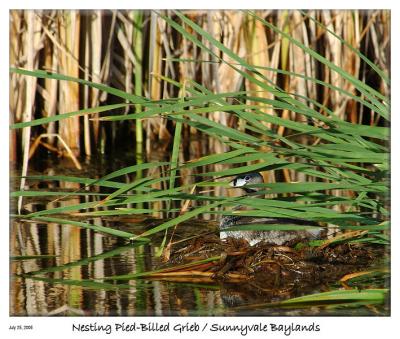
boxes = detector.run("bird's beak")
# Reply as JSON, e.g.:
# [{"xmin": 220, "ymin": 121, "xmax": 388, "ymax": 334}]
[{"xmin": 229, "ymin": 178, "xmax": 246, "ymax": 187}]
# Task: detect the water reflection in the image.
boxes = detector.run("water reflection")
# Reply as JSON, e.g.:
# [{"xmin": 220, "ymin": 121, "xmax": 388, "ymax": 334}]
[
  {"xmin": 10, "ymin": 218, "xmax": 388, "ymax": 316},
  {"xmin": 11, "ymin": 217, "xmax": 217, "ymax": 316},
  {"xmin": 10, "ymin": 153, "xmax": 388, "ymax": 317}
]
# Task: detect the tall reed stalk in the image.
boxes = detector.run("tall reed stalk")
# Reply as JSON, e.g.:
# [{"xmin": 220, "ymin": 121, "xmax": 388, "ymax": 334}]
[{"xmin": 133, "ymin": 11, "xmax": 143, "ymax": 149}]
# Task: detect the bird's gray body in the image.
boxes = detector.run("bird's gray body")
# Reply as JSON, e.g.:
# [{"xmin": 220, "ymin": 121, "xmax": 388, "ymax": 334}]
[{"xmin": 219, "ymin": 172, "xmax": 325, "ymax": 245}]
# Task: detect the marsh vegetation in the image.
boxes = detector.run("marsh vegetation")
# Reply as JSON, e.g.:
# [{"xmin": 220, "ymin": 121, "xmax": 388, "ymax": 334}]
[{"xmin": 10, "ymin": 10, "xmax": 389, "ymax": 316}]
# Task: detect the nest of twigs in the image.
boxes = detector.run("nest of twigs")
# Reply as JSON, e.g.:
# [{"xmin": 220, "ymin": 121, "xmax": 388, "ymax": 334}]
[{"xmin": 150, "ymin": 234, "xmax": 385, "ymax": 288}]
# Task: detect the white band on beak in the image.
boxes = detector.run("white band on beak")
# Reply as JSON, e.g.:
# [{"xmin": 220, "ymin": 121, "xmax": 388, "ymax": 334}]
[{"xmin": 230, "ymin": 178, "xmax": 247, "ymax": 187}]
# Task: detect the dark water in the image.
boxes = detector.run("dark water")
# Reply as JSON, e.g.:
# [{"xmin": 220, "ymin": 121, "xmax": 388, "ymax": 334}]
[
  {"xmin": 11, "ymin": 221, "xmax": 216, "ymax": 316},
  {"xmin": 10, "ymin": 220, "xmax": 389, "ymax": 316},
  {"xmin": 10, "ymin": 156, "xmax": 389, "ymax": 317}
]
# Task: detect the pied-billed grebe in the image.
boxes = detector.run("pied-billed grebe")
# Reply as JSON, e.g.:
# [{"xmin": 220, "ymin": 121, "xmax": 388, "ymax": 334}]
[{"xmin": 219, "ymin": 172, "xmax": 325, "ymax": 245}]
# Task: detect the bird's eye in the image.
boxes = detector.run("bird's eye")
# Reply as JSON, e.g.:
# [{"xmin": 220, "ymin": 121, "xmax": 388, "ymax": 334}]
[{"xmin": 244, "ymin": 175, "xmax": 250, "ymax": 181}]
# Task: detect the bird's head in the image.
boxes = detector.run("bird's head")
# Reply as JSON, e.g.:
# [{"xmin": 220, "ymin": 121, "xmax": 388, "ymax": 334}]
[{"xmin": 229, "ymin": 172, "xmax": 264, "ymax": 195}]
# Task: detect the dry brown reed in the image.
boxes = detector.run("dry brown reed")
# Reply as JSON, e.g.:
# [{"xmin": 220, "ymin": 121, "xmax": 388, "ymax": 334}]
[{"xmin": 10, "ymin": 10, "xmax": 389, "ymax": 184}]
